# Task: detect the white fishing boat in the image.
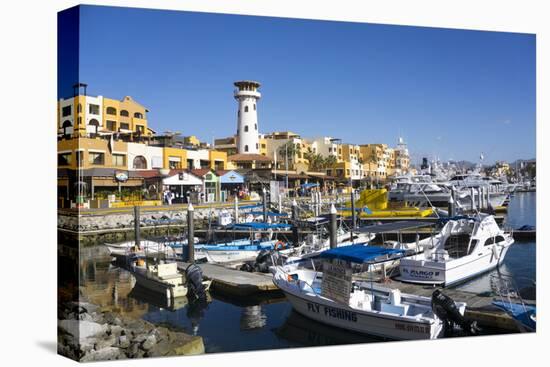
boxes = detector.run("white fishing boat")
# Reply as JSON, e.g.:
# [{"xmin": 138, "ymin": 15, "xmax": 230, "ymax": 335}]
[
  {"xmin": 129, "ymin": 261, "xmax": 212, "ymax": 302},
  {"xmin": 398, "ymin": 214, "xmax": 514, "ymax": 286},
  {"xmin": 273, "ymin": 245, "xmax": 471, "ymax": 340},
  {"xmin": 105, "ymin": 240, "xmax": 175, "ymax": 257}
]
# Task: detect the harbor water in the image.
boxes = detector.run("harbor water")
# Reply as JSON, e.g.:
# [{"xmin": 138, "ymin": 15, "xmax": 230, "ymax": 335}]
[{"xmin": 75, "ymin": 192, "xmax": 536, "ymax": 353}]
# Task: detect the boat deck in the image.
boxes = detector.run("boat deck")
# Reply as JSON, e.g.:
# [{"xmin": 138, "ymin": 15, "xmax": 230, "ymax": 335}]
[{"xmin": 353, "ymin": 274, "xmax": 535, "ymax": 331}]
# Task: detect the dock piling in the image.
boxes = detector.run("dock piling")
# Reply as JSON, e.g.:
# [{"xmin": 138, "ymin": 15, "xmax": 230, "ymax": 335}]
[
  {"xmin": 292, "ymin": 199, "xmax": 299, "ymax": 246},
  {"xmin": 187, "ymin": 203, "xmax": 195, "ymax": 263},
  {"xmin": 234, "ymin": 195, "xmax": 239, "ymax": 224},
  {"xmin": 329, "ymin": 204, "xmax": 337, "ymax": 249},
  {"xmin": 350, "ymin": 190, "xmax": 356, "ymax": 242},
  {"xmin": 470, "ymin": 187, "xmax": 476, "ymax": 211},
  {"xmin": 262, "ymin": 187, "xmax": 268, "ymax": 223},
  {"xmin": 134, "ymin": 206, "xmax": 140, "ymax": 248}
]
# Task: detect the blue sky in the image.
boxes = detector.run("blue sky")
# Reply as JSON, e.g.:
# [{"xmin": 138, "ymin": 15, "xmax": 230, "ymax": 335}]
[{"xmin": 67, "ymin": 5, "xmax": 535, "ymax": 164}]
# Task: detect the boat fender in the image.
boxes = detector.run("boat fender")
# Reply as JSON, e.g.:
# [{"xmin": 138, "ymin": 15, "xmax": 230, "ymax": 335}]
[
  {"xmin": 275, "ymin": 241, "xmax": 286, "ymax": 250},
  {"xmin": 431, "ymin": 289, "xmax": 480, "ymax": 336},
  {"xmin": 186, "ymin": 264, "xmax": 207, "ymax": 301}
]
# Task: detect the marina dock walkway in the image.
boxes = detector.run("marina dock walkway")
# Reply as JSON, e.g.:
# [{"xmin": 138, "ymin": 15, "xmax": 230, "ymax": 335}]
[{"xmin": 177, "ymin": 261, "xmax": 280, "ymax": 297}]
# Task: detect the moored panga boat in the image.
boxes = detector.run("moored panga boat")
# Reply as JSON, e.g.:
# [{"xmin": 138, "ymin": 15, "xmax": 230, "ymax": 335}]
[{"xmin": 272, "ymin": 245, "xmax": 469, "ymax": 340}]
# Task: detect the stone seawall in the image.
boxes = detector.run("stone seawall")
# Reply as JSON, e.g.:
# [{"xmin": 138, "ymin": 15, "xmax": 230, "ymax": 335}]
[{"xmin": 58, "ymin": 204, "xmax": 254, "ymax": 247}]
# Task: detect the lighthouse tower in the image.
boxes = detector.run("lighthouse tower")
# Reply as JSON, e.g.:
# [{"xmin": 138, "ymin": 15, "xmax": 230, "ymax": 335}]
[{"xmin": 234, "ymin": 80, "xmax": 261, "ymax": 154}]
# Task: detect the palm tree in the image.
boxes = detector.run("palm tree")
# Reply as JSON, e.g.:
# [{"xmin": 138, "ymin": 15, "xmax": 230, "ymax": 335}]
[{"xmin": 278, "ymin": 141, "xmax": 298, "ymax": 166}]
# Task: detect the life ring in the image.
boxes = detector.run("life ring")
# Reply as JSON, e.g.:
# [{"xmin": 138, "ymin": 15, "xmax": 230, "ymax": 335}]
[{"xmin": 274, "ymin": 241, "xmax": 286, "ymax": 250}]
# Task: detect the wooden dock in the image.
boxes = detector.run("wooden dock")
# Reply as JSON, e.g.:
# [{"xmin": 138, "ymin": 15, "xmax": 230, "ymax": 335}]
[{"xmin": 177, "ymin": 261, "xmax": 280, "ymax": 297}]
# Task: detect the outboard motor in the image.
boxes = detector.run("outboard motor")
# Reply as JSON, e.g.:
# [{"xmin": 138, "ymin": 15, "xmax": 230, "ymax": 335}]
[
  {"xmin": 239, "ymin": 250, "xmax": 284, "ymax": 273},
  {"xmin": 185, "ymin": 264, "xmax": 207, "ymax": 301},
  {"xmin": 432, "ymin": 289, "xmax": 480, "ymax": 336}
]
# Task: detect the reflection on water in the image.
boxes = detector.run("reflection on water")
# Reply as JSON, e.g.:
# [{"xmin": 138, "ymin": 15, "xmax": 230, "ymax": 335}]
[
  {"xmin": 456, "ymin": 192, "xmax": 536, "ymax": 294},
  {"xmin": 74, "ymin": 192, "xmax": 536, "ymax": 353}
]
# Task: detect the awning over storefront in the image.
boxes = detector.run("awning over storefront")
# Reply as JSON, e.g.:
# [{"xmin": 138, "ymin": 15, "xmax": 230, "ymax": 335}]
[{"xmin": 218, "ymin": 170, "xmax": 244, "ymax": 184}]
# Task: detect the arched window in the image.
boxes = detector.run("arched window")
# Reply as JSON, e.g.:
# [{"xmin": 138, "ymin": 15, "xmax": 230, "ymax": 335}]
[
  {"xmin": 106, "ymin": 107, "xmax": 117, "ymax": 115},
  {"xmin": 62, "ymin": 120, "xmax": 72, "ymax": 135},
  {"xmin": 244, "ymin": 145, "xmax": 249, "ymax": 152},
  {"xmin": 253, "ymin": 104, "xmax": 256, "ymax": 111},
  {"xmin": 120, "ymin": 110, "xmax": 129, "ymax": 117},
  {"xmin": 88, "ymin": 118, "xmax": 100, "ymax": 135},
  {"xmin": 133, "ymin": 156, "xmax": 147, "ymax": 169},
  {"xmin": 244, "ymin": 106, "xmax": 249, "ymax": 112},
  {"xmin": 134, "ymin": 112, "xmax": 143, "ymax": 119},
  {"xmin": 254, "ymin": 123, "xmax": 257, "ymax": 130},
  {"xmin": 244, "ymin": 125, "xmax": 249, "ymax": 132}
]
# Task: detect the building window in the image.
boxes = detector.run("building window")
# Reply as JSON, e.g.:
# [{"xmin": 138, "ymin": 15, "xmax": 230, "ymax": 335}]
[
  {"xmin": 89, "ymin": 152, "xmax": 105, "ymax": 165},
  {"xmin": 61, "ymin": 120, "xmax": 72, "ymax": 135},
  {"xmin": 133, "ymin": 155, "xmax": 147, "ymax": 169},
  {"xmin": 187, "ymin": 159, "xmax": 194, "ymax": 169},
  {"xmin": 89, "ymin": 104, "xmax": 100, "ymax": 115},
  {"xmin": 253, "ymin": 103, "xmax": 256, "ymax": 110},
  {"xmin": 238, "ymin": 110, "xmax": 240, "ymax": 118},
  {"xmin": 256, "ymin": 143, "xmax": 259, "ymax": 149},
  {"xmin": 120, "ymin": 122, "xmax": 130, "ymax": 130},
  {"xmin": 244, "ymin": 125, "xmax": 249, "ymax": 132},
  {"xmin": 254, "ymin": 123, "xmax": 257, "ymax": 130},
  {"xmin": 244, "ymin": 106, "xmax": 249, "ymax": 112},
  {"xmin": 112, "ymin": 154, "xmax": 126, "ymax": 167},
  {"xmin": 106, "ymin": 120, "xmax": 116, "ymax": 131},
  {"xmin": 244, "ymin": 145, "xmax": 249, "ymax": 152},
  {"xmin": 77, "ymin": 104, "xmax": 82, "ymax": 113},
  {"xmin": 261, "ymin": 144, "xmax": 266, "ymax": 148},
  {"xmin": 136, "ymin": 125, "xmax": 144, "ymax": 134},
  {"xmin": 76, "ymin": 151, "xmax": 83, "ymax": 166},
  {"xmin": 169, "ymin": 158, "xmax": 181, "ymax": 169},
  {"xmin": 106, "ymin": 107, "xmax": 117, "ymax": 115},
  {"xmin": 88, "ymin": 119, "xmax": 100, "ymax": 133},
  {"xmin": 58, "ymin": 153, "xmax": 72, "ymax": 166},
  {"xmin": 120, "ymin": 110, "xmax": 129, "ymax": 117},
  {"xmin": 134, "ymin": 112, "xmax": 143, "ymax": 119},
  {"xmin": 62, "ymin": 105, "xmax": 72, "ymax": 117}
]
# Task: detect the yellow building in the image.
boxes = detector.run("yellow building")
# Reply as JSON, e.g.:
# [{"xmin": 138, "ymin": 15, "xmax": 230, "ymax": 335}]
[{"xmin": 58, "ymin": 93, "xmax": 153, "ymax": 139}]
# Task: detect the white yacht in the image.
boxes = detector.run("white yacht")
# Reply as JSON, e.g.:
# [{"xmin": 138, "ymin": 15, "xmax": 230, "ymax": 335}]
[{"xmin": 398, "ymin": 214, "xmax": 514, "ymax": 286}]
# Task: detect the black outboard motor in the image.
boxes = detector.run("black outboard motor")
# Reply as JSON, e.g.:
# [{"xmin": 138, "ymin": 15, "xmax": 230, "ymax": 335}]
[
  {"xmin": 239, "ymin": 250, "xmax": 283, "ymax": 273},
  {"xmin": 185, "ymin": 264, "xmax": 207, "ymax": 301},
  {"xmin": 432, "ymin": 289, "xmax": 480, "ymax": 336}
]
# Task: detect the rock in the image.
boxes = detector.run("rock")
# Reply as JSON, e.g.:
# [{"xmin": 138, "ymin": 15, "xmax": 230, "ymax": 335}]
[
  {"xmin": 127, "ymin": 342, "xmax": 140, "ymax": 358},
  {"xmin": 141, "ymin": 335, "xmax": 157, "ymax": 351},
  {"xmin": 117, "ymin": 335, "xmax": 130, "ymax": 349},
  {"xmin": 59, "ymin": 320, "xmax": 107, "ymax": 339},
  {"xmin": 78, "ymin": 313, "xmax": 94, "ymax": 322},
  {"xmin": 109, "ymin": 325, "xmax": 124, "ymax": 337},
  {"xmin": 79, "ymin": 302, "xmax": 99, "ymax": 314},
  {"xmin": 80, "ymin": 347, "xmax": 125, "ymax": 362},
  {"xmin": 94, "ymin": 335, "xmax": 116, "ymax": 350}
]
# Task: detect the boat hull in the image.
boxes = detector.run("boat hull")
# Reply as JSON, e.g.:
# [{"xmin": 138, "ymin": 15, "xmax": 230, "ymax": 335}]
[
  {"xmin": 280, "ymin": 288, "xmax": 442, "ymax": 340},
  {"xmin": 399, "ymin": 243, "xmax": 512, "ymax": 287}
]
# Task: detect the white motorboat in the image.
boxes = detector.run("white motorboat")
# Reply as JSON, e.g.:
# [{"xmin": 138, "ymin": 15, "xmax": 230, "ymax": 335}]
[
  {"xmin": 105, "ymin": 240, "xmax": 175, "ymax": 257},
  {"xmin": 398, "ymin": 214, "xmax": 514, "ymax": 286},
  {"xmin": 128, "ymin": 261, "xmax": 212, "ymax": 303},
  {"xmin": 273, "ymin": 246, "xmax": 470, "ymax": 340}
]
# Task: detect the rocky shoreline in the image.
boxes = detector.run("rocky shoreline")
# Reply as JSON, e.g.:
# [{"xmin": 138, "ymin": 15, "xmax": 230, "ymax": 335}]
[{"xmin": 58, "ymin": 300, "xmax": 204, "ymax": 361}]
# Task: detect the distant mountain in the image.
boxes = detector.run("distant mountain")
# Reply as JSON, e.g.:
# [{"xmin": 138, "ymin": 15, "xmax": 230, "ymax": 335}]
[
  {"xmin": 448, "ymin": 160, "xmax": 478, "ymax": 170},
  {"xmin": 509, "ymin": 158, "xmax": 536, "ymax": 167}
]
